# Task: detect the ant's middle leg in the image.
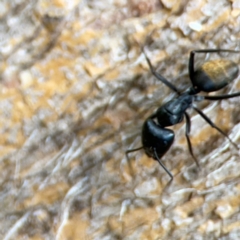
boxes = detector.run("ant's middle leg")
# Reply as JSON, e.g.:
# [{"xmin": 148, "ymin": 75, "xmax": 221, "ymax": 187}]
[{"xmin": 184, "ymin": 112, "xmax": 200, "ymax": 167}]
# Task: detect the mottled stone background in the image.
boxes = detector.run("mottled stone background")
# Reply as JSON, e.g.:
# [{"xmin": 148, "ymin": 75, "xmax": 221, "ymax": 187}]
[{"xmin": 1, "ymin": 0, "xmax": 240, "ymax": 239}]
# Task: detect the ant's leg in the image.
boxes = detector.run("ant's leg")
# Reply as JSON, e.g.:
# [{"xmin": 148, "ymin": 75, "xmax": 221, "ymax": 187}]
[
  {"xmin": 125, "ymin": 147, "xmax": 144, "ymax": 174},
  {"xmin": 153, "ymin": 148, "xmax": 173, "ymax": 181},
  {"xmin": 142, "ymin": 47, "xmax": 181, "ymax": 94},
  {"xmin": 193, "ymin": 106, "xmax": 238, "ymax": 149},
  {"xmin": 189, "ymin": 49, "xmax": 240, "ymax": 83},
  {"xmin": 184, "ymin": 113, "xmax": 200, "ymax": 167},
  {"xmin": 204, "ymin": 91, "xmax": 240, "ymax": 100}
]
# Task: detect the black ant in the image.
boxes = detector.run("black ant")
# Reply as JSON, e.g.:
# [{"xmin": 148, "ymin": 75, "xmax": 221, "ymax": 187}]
[{"xmin": 126, "ymin": 48, "xmax": 240, "ymax": 181}]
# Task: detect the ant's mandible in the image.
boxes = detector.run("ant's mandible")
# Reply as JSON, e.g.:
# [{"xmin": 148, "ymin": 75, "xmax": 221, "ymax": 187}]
[{"xmin": 126, "ymin": 48, "xmax": 240, "ymax": 181}]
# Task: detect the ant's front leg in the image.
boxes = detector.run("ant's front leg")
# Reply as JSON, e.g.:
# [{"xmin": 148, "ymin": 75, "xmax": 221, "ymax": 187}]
[{"xmin": 142, "ymin": 47, "xmax": 181, "ymax": 94}]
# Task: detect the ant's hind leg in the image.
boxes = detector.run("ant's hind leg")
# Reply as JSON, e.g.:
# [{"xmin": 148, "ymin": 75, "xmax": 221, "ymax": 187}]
[{"xmin": 193, "ymin": 106, "xmax": 238, "ymax": 149}]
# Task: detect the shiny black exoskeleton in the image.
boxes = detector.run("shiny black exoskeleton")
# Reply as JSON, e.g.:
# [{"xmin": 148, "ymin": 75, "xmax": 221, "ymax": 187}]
[{"xmin": 126, "ymin": 49, "xmax": 240, "ymax": 181}]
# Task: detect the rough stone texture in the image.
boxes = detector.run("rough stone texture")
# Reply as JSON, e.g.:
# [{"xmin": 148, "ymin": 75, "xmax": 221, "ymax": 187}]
[{"xmin": 0, "ymin": 0, "xmax": 240, "ymax": 239}]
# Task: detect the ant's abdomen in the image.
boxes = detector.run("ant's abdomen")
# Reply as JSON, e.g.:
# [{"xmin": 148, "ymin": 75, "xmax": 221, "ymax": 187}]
[{"xmin": 193, "ymin": 59, "xmax": 239, "ymax": 92}]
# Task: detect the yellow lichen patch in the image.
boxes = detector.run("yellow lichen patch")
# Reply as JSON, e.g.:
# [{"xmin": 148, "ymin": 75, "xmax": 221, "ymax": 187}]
[
  {"xmin": 56, "ymin": 215, "xmax": 89, "ymax": 240},
  {"xmin": 72, "ymin": 82, "xmax": 93, "ymax": 100},
  {"xmin": 36, "ymin": 58, "xmax": 76, "ymax": 91},
  {"xmin": 215, "ymin": 196, "xmax": 240, "ymax": 219},
  {"xmin": 61, "ymin": 28, "xmax": 101, "ymax": 47},
  {"xmin": 91, "ymin": 116, "xmax": 114, "ymax": 130},
  {"xmin": 121, "ymin": 207, "xmax": 159, "ymax": 236},
  {"xmin": 215, "ymin": 107, "xmax": 233, "ymax": 130},
  {"xmin": 8, "ymin": 35, "xmax": 24, "ymax": 50},
  {"xmin": 37, "ymin": 0, "xmax": 81, "ymax": 14},
  {"xmin": 131, "ymin": 64, "xmax": 146, "ymax": 76},
  {"xmin": 105, "ymin": 157, "xmax": 119, "ymax": 174},
  {"xmin": 107, "ymin": 217, "xmax": 123, "ymax": 235},
  {"xmin": 130, "ymin": 29, "xmax": 152, "ymax": 46},
  {"xmin": 189, "ymin": 127, "xmax": 213, "ymax": 146},
  {"xmin": 11, "ymin": 129, "xmax": 25, "ymax": 146},
  {"xmin": 59, "ymin": 96, "xmax": 79, "ymax": 116},
  {"xmin": 222, "ymin": 221, "xmax": 240, "ymax": 234},
  {"xmin": 101, "ymin": 192, "xmax": 123, "ymax": 205},
  {"xmin": 12, "ymin": 99, "xmax": 33, "ymax": 121},
  {"xmin": 83, "ymin": 60, "xmax": 110, "ymax": 77},
  {"xmin": 140, "ymin": 227, "xmax": 166, "ymax": 240},
  {"xmin": 0, "ymin": 145, "xmax": 16, "ymax": 158},
  {"xmin": 24, "ymin": 236, "xmax": 45, "ymax": 240},
  {"xmin": 203, "ymin": 8, "xmax": 231, "ymax": 32},
  {"xmin": 202, "ymin": 201, "xmax": 218, "ymax": 215},
  {"xmin": 71, "ymin": 21, "xmax": 82, "ymax": 32},
  {"xmin": 104, "ymin": 68, "xmax": 121, "ymax": 81},
  {"xmin": 37, "ymin": 81, "xmax": 67, "ymax": 98},
  {"xmin": 0, "ymin": 89, "xmax": 32, "ymax": 147},
  {"xmin": 161, "ymin": 0, "xmax": 184, "ymax": 13},
  {"xmin": 128, "ymin": 17, "xmax": 167, "ymax": 46},
  {"xmin": 215, "ymin": 202, "xmax": 238, "ymax": 219},
  {"xmin": 0, "ymin": 61, "xmax": 7, "ymax": 74},
  {"xmin": 220, "ymin": 193, "xmax": 240, "ymax": 206},
  {"xmin": 103, "ymin": 108, "xmax": 136, "ymax": 129},
  {"xmin": 51, "ymin": 0, "xmax": 67, "ymax": 8},
  {"xmin": 0, "ymin": 133, "xmax": 11, "ymax": 146},
  {"xmin": 21, "ymin": 182, "xmax": 69, "ymax": 208},
  {"xmin": 37, "ymin": 0, "xmax": 51, "ymax": 9},
  {"xmin": 174, "ymin": 197, "xmax": 204, "ymax": 218},
  {"xmin": 186, "ymin": 7, "xmax": 205, "ymax": 25},
  {"xmin": 137, "ymin": 154, "xmax": 155, "ymax": 169},
  {"xmin": 198, "ymin": 219, "xmax": 222, "ymax": 234}
]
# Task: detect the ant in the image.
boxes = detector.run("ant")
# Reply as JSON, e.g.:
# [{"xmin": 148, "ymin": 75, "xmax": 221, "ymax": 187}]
[{"xmin": 126, "ymin": 48, "xmax": 240, "ymax": 181}]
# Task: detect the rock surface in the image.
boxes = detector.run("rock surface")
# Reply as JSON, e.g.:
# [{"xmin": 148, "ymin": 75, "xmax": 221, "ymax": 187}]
[{"xmin": 0, "ymin": 0, "xmax": 240, "ymax": 239}]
